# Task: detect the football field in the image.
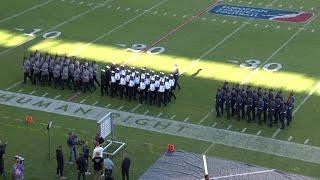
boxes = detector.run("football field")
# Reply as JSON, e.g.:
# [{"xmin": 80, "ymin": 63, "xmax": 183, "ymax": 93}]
[{"xmin": 0, "ymin": 0, "xmax": 320, "ymax": 179}]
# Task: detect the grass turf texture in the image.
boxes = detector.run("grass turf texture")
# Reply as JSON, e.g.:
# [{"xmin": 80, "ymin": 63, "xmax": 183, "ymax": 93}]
[{"xmin": 0, "ymin": 0, "xmax": 320, "ymax": 178}]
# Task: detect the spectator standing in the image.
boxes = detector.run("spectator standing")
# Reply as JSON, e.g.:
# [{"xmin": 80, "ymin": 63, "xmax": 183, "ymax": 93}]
[
  {"xmin": 82, "ymin": 140, "xmax": 91, "ymax": 175},
  {"xmin": 104, "ymin": 154, "xmax": 114, "ymax": 179},
  {"xmin": 56, "ymin": 146, "xmax": 66, "ymax": 179},
  {"xmin": 12, "ymin": 159, "xmax": 24, "ymax": 180},
  {"xmin": 121, "ymin": 153, "xmax": 130, "ymax": 180},
  {"xmin": 92, "ymin": 152, "xmax": 104, "ymax": 180},
  {"xmin": 67, "ymin": 132, "xmax": 77, "ymax": 164},
  {"xmin": 95, "ymin": 133, "xmax": 105, "ymax": 146},
  {"xmin": 92, "ymin": 142, "xmax": 103, "ymax": 159},
  {"xmin": 0, "ymin": 142, "xmax": 6, "ymax": 176},
  {"xmin": 76, "ymin": 153, "xmax": 87, "ymax": 180}
]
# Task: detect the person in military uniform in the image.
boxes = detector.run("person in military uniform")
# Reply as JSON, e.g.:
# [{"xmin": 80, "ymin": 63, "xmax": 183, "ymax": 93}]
[
  {"xmin": 279, "ymin": 103, "xmax": 287, "ymax": 130},
  {"xmin": 105, "ymin": 66, "xmax": 111, "ymax": 95},
  {"xmin": 173, "ymin": 64, "xmax": 181, "ymax": 90},
  {"xmin": 225, "ymin": 92, "xmax": 231, "ymax": 120},
  {"xmin": 61, "ymin": 63, "xmax": 69, "ymax": 90},
  {"xmin": 33, "ymin": 57, "xmax": 41, "ymax": 85},
  {"xmin": 23, "ymin": 57, "xmax": 31, "ymax": 84},
  {"xmin": 119, "ymin": 75, "xmax": 126, "ymax": 99},
  {"xmin": 235, "ymin": 95, "xmax": 242, "ymax": 121},
  {"xmin": 139, "ymin": 78, "xmax": 146, "ymax": 103},
  {"xmin": 169, "ymin": 75, "xmax": 176, "ymax": 100},
  {"xmin": 88, "ymin": 63, "xmax": 96, "ymax": 91},
  {"xmin": 148, "ymin": 80, "xmax": 156, "ymax": 105},
  {"xmin": 82, "ymin": 66, "xmax": 91, "ymax": 93},
  {"xmin": 127, "ymin": 76, "xmax": 135, "ymax": 101},
  {"xmin": 263, "ymin": 92, "xmax": 269, "ymax": 122},
  {"xmin": 286, "ymin": 98, "xmax": 294, "ymax": 126},
  {"xmin": 73, "ymin": 66, "xmax": 81, "ymax": 92},
  {"xmin": 246, "ymin": 96, "xmax": 253, "ymax": 123},
  {"xmin": 158, "ymin": 81, "xmax": 166, "ymax": 107},
  {"xmin": 110, "ymin": 71, "xmax": 116, "ymax": 98},
  {"xmin": 256, "ymin": 97, "xmax": 264, "ymax": 125},
  {"xmin": 100, "ymin": 69, "xmax": 106, "ymax": 96},
  {"xmin": 92, "ymin": 61, "xmax": 100, "ymax": 87},
  {"xmin": 41, "ymin": 60, "xmax": 49, "ymax": 86},
  {"xmin": 53, "ymin": 62, "xmax": 61, "ymax": 89}
]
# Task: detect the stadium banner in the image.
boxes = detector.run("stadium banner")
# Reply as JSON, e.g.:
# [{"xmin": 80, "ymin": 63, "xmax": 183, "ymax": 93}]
[{"xmin": 209, "ymin": 4, "xmax": 313, "ymax": 23}]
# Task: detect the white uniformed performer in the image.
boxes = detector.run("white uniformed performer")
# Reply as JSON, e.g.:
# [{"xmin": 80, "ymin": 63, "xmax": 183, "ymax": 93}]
[
  {"xmin": 119, "ymin": 75, "xmax": 126, "ymax": 98},
  {"xmin": 139, "ymin": 79, "xmax": 146, "ymax": 103},
  {"xmin": 164, "ymin": 78, "xmax": 171, "ymax": 102},
  {"xmin": 148, "ymin": 80, "xmax": 156, "ymax": 105},
  {"xmin": 158, "ymin": 81, "xmax": 166, "ymax": 107}
]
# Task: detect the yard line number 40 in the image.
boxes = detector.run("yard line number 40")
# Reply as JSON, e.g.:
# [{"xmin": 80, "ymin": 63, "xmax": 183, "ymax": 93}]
[
  {"xmin": 240, "ymin": 59, "xmax": 282, "ymax": 72},
  {"xmin": 23, "ymin": 28, "xmax": 61, "ymax": 39}
]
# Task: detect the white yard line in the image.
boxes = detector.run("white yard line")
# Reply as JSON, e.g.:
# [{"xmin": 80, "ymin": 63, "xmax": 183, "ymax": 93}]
[
  {"xmin": 210, "ymin": 169, "xmax": 275, "ymax": 180},
  {"xmin": 54, "ymin": 95, "xmax": 61, "ymax": 99},
  {"xmin": 130, "ymin": 104, "xmax": 142, "ymax": 112},
  {"xmin": 198, "ymin": 109, "xmax": 214, "ymax": 124},
  {"xmin": 212, "ymin": 122, "xmax": 217, "ymax": 127},
  {"xmin": 288, "ymin": 136, "xmax": 293, "ymax": 141},
  {"xmin": 241, "ymin": 14, "xmax": 319, "ymax": 84},
  {"xmin": 69, "ymin": 0, "xmax": 168, "ymax": 56},
  {"xmin": 5, "ymin": 81, "xmax": 22, "ymax": 91},
  {"xmin": 256, "ymin": 130, "xmax": 262, "ymax": 136},
  {"xmin": 42, "ymin": 92, "xmax": 48, "ymax": 97},
  {"xmin": 272, "ymin": 128, "xmax": 281, "ymax": 138},
  {"xmin": 0, "ymin": 0, "xmax": 113, "ymax": 57},
  {"xmin": 170, "ymin": 115, "xmax": 176, "ymax": 119},
  {"xmin": 118, "ymin": 105, "xmax": 124, "ymax": 110},
  {"xmin": 0, "ymin": 0, "xmax": 53, "ymax": 24},
  {"xmin": 143, "ymin": 110, "xmax": 149, "ymax": 115},
  {"xmin": 203, "ymin": 143, "xmax": 215, "ymax": 154},
  {"xmin": 156, "ymin": 112, "xmax": 162, "ymax": 117},
  {"xmin": 293, "ymin": 81, "xmax": 320, "ymax": 115},
  {"xmin": 80, "ymin": 99, "xmax": 86, "ymax": 104},
  {"xmin": 29, "ymin": 90, "xmax": 36, "ymax": 95}
]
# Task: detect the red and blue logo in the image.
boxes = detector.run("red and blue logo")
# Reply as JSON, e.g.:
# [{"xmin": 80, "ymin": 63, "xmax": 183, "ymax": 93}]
[{"xmin": 209, "ymin": 5, "xmax": 313, "ymax": 23}]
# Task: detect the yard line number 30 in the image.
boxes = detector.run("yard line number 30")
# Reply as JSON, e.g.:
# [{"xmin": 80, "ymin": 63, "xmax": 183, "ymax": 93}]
[
  {"xmin": 126, "ymin": 43, "xmax": 165, "ymax": 55},
  {"xmin": 240, "ymin": 59, "xmax": 282, "ymax": 72}
]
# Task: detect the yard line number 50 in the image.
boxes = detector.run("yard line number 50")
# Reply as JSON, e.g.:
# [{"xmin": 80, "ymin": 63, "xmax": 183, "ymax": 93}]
[
  {"xmin": 240, "ymin": 59, "xmax": 282, "ymax": 72},
  {"xmin": 24, "ymin": 28, "xmax": 61, "ymax": 39}
]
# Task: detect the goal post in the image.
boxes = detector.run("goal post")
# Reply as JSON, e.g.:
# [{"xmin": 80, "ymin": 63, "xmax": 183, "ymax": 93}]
[{"xmin": 97, "ymin": 112, "xmax": 125, "ymax": 156}]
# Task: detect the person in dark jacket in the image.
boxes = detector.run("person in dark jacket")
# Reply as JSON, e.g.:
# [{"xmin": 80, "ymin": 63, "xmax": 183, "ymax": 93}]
[
  {"xmin": 56, "ymin": 146, "xmax": 66, "ymax": 179},
  {"xmin": 121, "ymin": 153, "xmax": 130, "ymax": 180},
  {"xmin": 76, "ymin": 153, "xmax": 87, "ymax": 180}
]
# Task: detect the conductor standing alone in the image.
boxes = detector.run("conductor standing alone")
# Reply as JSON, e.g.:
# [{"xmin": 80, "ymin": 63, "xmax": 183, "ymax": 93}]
[{"xmin": 121, "ymin": 153, "xmax": 131, "ymax": 180}]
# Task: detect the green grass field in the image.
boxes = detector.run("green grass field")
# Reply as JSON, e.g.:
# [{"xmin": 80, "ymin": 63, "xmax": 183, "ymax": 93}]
[{"xmin": 1, "ymin": 0, "xmax": 320, "ymax": 179}]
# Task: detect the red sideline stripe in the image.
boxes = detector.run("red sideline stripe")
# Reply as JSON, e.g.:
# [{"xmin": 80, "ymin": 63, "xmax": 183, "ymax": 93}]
[
  {"xmin": 142, "ymin": 0, "xmax": 221, "ymax": 52},
  {"xmin": 67, "ymin": 91, "xmax": 81, "ymax": 101}
]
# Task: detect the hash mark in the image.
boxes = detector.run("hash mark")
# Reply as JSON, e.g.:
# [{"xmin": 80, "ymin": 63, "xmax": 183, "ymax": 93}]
[
  {"xmin": 256, "ymin": 130, "xmax": 262, "ymax": 136},
  {"xmin": 143, "ymin": 110, "xmax": 149, "ymax": 115},
  {"xmin": 105, "ymin": 103, "xmax": 111, "ymax": 108},
  {"xmin": 79, "ymin": 99, "xmax": 86, "ymax": 104},
  {"xmin": 212, "ymin": 122, "xmax": 217, "ymax": 127},
  {"xmin": 156, "ymin": 112, "xmax": 162, "ymax": 117},
  {"xmin": 227, "ymin": 125, "xmax": 232, "ymax": 130},
  {"xmin": 118, "ymin": 105, "xmax": 124, "ymax": 110},
  {"xmin": 183, "ymin": 117, "xmax": 190, "ymax": 122},
  {"xmin": 304, "ymin": 139, "xmax": 309, "ymax": 144}
]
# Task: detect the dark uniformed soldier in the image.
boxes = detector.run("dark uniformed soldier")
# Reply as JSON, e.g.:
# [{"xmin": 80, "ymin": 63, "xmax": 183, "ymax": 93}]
[
  {"xmin": 286, "ymin": 99, "xmax": 294, "ymax": 126},
  {"xmin": 88, "ymin": 63, "xmax": 96, "ymax": 91},
  {"xmin": 279, "ymin": 103, "xmax": 287, "ymax": 130},
  {"xmin": 48, "ymin": 57, "xmax": 54, "ymax": 85},
  {"xmin": 231, "ymin": 88, "xmax": 237, "ymax": 116},
  {"xmin": 252, "ymin": 91, "xmax": 258, "ymax": 121},
  {"xmin": 134, "ymin": 72, "xmax": 140, "ymax": 99},
  {"xmin": 220, "ymin": 90, "xmax": 226, "ymax": 115},
  {"xmin": 263, "ymin": 92, "xmax": 269, "ymax": 121},
  {"xmin": 235, "ymin": 95, "xmax": 242, "ymax": 121},
  {"xmin": 241, "ymin": 90, "xmax": 247, "ymax": 119},
  {"xmin": 275, "ymin": 96, "xmax": 282, "ymax": 124},
  {"xmin": 215, "ymin": 89, "xmax": 222, "ymax": 117},
  {"xmin": 256, "ymin": 97, "xmax": 264, "ymax": 125},
  {"xmin": 225, "ymin": 92, "xmax": 231, "ymax": 120},
  {"xmin": 158, "ymin": 81, "xmax": 166, "ymax": 107},
  {"xmin": 246, "ymin": 97, "xmax": 253, "ymax": 123},
  {"xmin": 115, "ymin": 68, "xmax": 120, "ymax": 96},
  {"xmin": 41, "ymin": 60, "xmax": 49, "ymax": 86},
  {"xmin": 68, "ymin": 60, "xmax": 75, "ymax": 85},
  {"xmin": 23, "ymin": 57, "xmax": 31, "ymax": 83},
  {"xmin": 53, "ymin": 63, "xmax": 61, "ymax": 89},
  {"xmin": 268, "ymin": 99, "xmax": 276, "ymax": 127}
]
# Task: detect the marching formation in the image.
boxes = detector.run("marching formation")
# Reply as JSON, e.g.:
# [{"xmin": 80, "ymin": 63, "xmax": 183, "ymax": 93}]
[
  {"xmin": 22, "ymin": 51, "xmax": 181, "ymax": 107},
  {"xmin": 215, "ymin": 81, "xmax": 295, "ymax": 130}
]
